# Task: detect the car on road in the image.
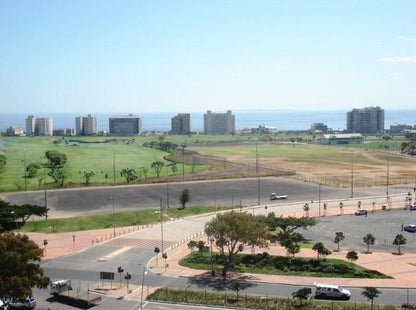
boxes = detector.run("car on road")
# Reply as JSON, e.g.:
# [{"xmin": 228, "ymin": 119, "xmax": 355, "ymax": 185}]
[
  {"xmin": 409, "ymin": 204, "xmax": 416, "ymax": 211},
  {"xmin": 404, "ymin": 224, "xmax": 416, "ymax": 232},
  {"xmin": 354, "ymin": 209, "xmax": 367, "ymax": 216},
  {"xmin": 314, "ymin": 282, "xmax": 351, "ymax": 300},
  {"xmin": 270, "ymin": 193, "xmax": 289, "ymax": 200},
  {"xmin": 7, "ymin": 297, "xmax": 36, "ymax": 309}
]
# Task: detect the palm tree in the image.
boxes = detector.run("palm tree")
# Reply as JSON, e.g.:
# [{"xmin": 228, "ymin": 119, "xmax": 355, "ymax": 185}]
[
  {"xmin": 334, "ymin": 232, "xmax": 345, "ymax": 252},
  {"xmin": 363, "ymin": 233, "xmax": 375, "ymax": 253},
  {"xmin": 362, "ymin": 287, "xmax": 381, "ymax": 310},
  {"xmin": 312, "ymin": 242, "xmax": 331, "ymax": 260},
  {"xmin": 393, "ymin": 234, "xmax": 407, "ymax": 255}
]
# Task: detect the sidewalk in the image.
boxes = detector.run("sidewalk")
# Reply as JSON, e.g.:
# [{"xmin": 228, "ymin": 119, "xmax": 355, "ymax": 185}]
[{"xmin": 26, "ymin": 199, "xmax": 416, "ymax": 294}]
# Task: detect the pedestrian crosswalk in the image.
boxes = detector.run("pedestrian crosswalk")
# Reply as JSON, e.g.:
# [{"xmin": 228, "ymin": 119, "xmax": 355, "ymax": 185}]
[{"xmin": 104, "ymin": 237, "xmax": 176, "ymax": 249}]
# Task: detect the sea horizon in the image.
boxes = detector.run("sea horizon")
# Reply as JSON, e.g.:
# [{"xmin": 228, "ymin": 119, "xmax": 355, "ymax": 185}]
[{"xmin": 1, "ymin": 109, "xmax": 415, "ymax": 132}]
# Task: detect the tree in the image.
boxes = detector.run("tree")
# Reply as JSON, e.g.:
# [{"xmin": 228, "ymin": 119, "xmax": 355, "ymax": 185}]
[
  {"xmin": 82, "ymin": 170, "xmax": 95, "ymax": 185},
  {"xmin": 170, "ymin": 163, "xmax": 177, "ymax": 174},
  {"xmin": 230, "ymin": 281, "xmax": 246, "ymax": 300},
  {"xmin": 292, "ymin": 287, "xmax": 312, "ymax": 306},
  {"xmin": 0, "ymin": 232, "xmax": 50, "ymax": 301},
  {"xmin": 120, "ymin": 168, "xmax": 138, "ymax": 184},
  {"xmin": 393, "ymin": 234, "xmax": 406, "ymax": 255},
  {"xmin": 26, "ymin": 162, "xmax": 41, "ymax": 178},
  {"xmin": 279, "ymin": 230, "xmax": 303, "ymax": 257},
  {"xmin": 48, "ymin": 166, "xmax": 69, "ymax": 187},
  {"xmin": 205, "ymin": 211, "xmax": 268, "ymax": 278},
  {"xmin": 187, "ymin": 240, "xmax": 197, "ymax": 250},
  {"xmin": 303, "ymin": 203, "xmax": 310, "ymax": 217},
  {"xmin": 196, "ymin": 240, "xmax": 206, "ymax": 252},
  {"xmin": 151, "ymin": 161, "xmax": 165, "ymax": 177},
  {"xmin": 45, "ymin": 150, "xmax": 67, "ymax": 167},
  {"xmin": 179, "ymin": 189, "xmax": 191, "ymax": 209},
  {"xmin": 0, "ymin": 154, "xmax": 6, "ymax": 177},
  {"xmin": 363, "ymin": 233, "xmax": 375, "ymax": 253},
  {"xmin": 346, "ymin": 250, "xmax": 358, "ymax": 263},
  {"xmin": 334, "ymin": 232, "xmax": 345, "ymax": 252},
  {"xmin": 312, "ymin": 242, "xmax": 331, "ymax": 260},
  {"xmin": 0, "ymin": 200, "xmax": 49, "ymax": 230},
  {"xmin": 361, "ymin": 287, "xmax": 381, "ymax": 310},
  {"xmin": 141, "ymin": 167, "xmax": 149, "ymax": 179}
]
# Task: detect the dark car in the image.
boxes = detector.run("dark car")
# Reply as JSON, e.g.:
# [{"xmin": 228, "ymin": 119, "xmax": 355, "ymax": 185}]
[
  {"xmin": 354, "ymin": 209, "xmax": 367, "ymax": 216},
  {"xmin": 404, "ymin": 224, "xmax": 416, "ymax": 233}
]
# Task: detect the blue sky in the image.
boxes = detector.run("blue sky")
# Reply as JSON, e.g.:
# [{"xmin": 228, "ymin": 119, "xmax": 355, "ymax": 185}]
[{"xmin": 1, "ymin": 0, "xmax": 415, "ymax": 113}]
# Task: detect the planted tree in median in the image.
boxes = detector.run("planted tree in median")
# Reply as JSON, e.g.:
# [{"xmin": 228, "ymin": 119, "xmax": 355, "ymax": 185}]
[
  {"xmin": 120, "ymin": 168, "xmax": 138, "ymax": 184},
  {"xmin": 292, "ymin": 287, "xmax": 312, "ymax": 306},
  {"xmin": 230, "ymin": 281, "xmax": 246, "ymax": 300},
  {"xmin": 393, "ymin": 234, "xmax": 406, "ymax": 255},
  {"xmin": 362, "ymin": 287, "xmax": 381, "ymax": 310},
  {"xmin": 363, "ymin": 233, "xmax": 375, "ymax": 253},
  {"xmin": 346, "ymin": 250, "xmax": 358, "ymax": 263},
  {"xmin": 312, "ymin": 242, "xmax": 331, "ymax": 260},
  {"xmin": 179, "ymin": 189, "xmax": 191, "ymax": 209},
  {"xmin": 205, "ymin": 211, "xmax": 268, "ymax": 278},
  {"xmin": 334, "ymin": 232, "xmax": 345, "ymax": 252},
  {"xmin": 82, "ymin": 170, "xmax": 95, "ymax": 185}
]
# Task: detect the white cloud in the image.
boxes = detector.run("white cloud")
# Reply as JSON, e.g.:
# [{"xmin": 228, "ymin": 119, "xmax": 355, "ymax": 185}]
[
  {"xmin": 377, "ymin": 56, "xmax": 416, "ymax": 62},
  {"xmin": 396, "ymin": 35, "xmax": 416, "ymax": 42},
  {"xmin": 384, "ymin": 73, "xmax": 403, "ymax": 80}
]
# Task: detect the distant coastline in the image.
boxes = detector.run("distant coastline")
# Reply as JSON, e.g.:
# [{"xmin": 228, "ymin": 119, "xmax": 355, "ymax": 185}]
[{"xmin": 0, "ymin": 109, "xmax": 415, "ymax": 132}]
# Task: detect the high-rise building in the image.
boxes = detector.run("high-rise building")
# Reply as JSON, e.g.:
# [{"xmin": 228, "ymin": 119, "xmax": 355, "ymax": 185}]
[
  {"xmin": 203, "ymin": 110, "xmax": 235, "ymax": 135},
  {"xmin": 347, "ymin": 106, "xmax": 384, "ymax": 134},
  {"xmin": 25, "ymin": 115, "xmax": 53, "ymax": 136},
  {"xmin": 75, "ymin": 114, "xmax": 98, "ymax": 135},
  {"xmin": 171, "ymin": 113, "xmax": 191, "ymax": 135},
  {"xmin": 109, "ymin": 114, "xmax": 142, "ymax": 136}
]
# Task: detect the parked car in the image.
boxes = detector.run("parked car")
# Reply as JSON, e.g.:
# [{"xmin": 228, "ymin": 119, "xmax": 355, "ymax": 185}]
[
  {"xmin": 354, "ymin": 209, "xmax": 367, "ymax": 216},
  {"xmin": 404, "ymin": 224, "xmax": 416, "ymax": 233},
  {"xmin": 409, "ymin": 204, "xmax": 416, "ymax": 211},
  {"xmin": 7, "ymin": 297, "xmax": 36, "ymax": 309}
]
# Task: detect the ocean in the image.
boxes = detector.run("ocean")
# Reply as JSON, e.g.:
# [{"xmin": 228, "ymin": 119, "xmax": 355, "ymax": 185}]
[{"xmin": 0, "ymin": 110, "xmax": 415, "ymax": 132}]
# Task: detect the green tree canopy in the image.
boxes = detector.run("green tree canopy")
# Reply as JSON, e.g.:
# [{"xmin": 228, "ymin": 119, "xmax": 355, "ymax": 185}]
[
  {"xmin": 346, "ymin": 250, "xmax": 358, "ymax": 263},
  {"xmin": 0, "ymin": 232, "xmax": 50, "ymax": 300},
  {"xmin": 120, "ymin": 168, "xmax": 138, "ymax": 184},
  {"xmin": 0, "ymin": 154, "xmax": 6, "ymax": 176},
  {"xmin": 45, "ymin": 150, "xmax": 67, "ymax": 167},
  {"xmin": 362, "ymin": 287, "xmax": 381, "ymax": 310},
  {"xmin": 205, "ymin": 211, "xmax": 268, "ymax": 278},
  {"xmin": 363, "ymin": 233, "xmax": 375, "ymax": 253},
  {"xmin": 393, "ymin": 234, "xmax": 406, "ymax": 255},
  {"xmin": 334, "ymin": 232, "xmax": 345, "ymax": 252},
  {"xmin": 312, "ymin": 242, "xmax": 331, "ymax": 260},
  {"xmin": 26, "ymin": 162, "xmax": 41, "ymax": 178},
  {"xmin": 151, "ymin": 160, "xmax": 165, "ymax": 177},
  {"xmin": 0, "ymin": 199, "xmax": 49, "ymax": 230},
  {"xmin": 292, "ymin": 287, "xmax": 312, "ymax": 306}
]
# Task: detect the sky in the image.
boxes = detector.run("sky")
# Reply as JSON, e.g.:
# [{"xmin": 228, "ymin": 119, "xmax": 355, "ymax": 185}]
[{"xmin": 1, "ymin": 0, "xmax": 415, "ymax": 113}]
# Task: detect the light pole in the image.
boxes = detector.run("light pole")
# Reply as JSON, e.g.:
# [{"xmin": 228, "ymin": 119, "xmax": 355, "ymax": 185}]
[
  {"xmin": 318, "ymin": 183, "xmax": 321, "ymax": 217},
  {"xmin": 112, "ymin": 146, "xmax": 116, "ymax": 185},
  {"xmin": 24, "ymin": 148, "xmax": 27, "ymax": 191},
  {"xmin": 140, "ymin": 267, "xmax": 148, "ymax": 310},
  {"xmin": 210, "ymin": 238, "xmax": 215, "ymax": 276},
  {"xmin": 110, "ymin": 196, "xmax": 116, "ymax": 237},
  {"xmin": 166, "ymin": 165, "xmax": 170, "ymax": 208},
  {"xmin": 182, "ymin": 143, "xmax": 186, "ymax": 182},
  {"xmin": 160, "ymin": 199, "xmax": 164, "ymax": 256},
  {"xmin": 386, "ymin": 145, "xmax": 390, "ymax": 200},
  {"xmin": 256, "ymin": 142, "xmax": 260, "ymax": 205},
  {"xmin": 350, "ymin": 149, "xmax": 354, "ymax": 198}
]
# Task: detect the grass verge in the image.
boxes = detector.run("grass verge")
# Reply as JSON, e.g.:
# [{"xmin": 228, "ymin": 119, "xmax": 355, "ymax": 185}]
[
  {"xmin": 147, "ymin": 287, "xmax": 398, "ymax": 310},
  {"xmin": 19, "ymin": 205, "xmax": 232, "ymax": 233}
]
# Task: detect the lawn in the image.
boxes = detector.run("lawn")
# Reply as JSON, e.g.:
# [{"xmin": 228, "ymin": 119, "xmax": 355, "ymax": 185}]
[
  {"xmin": 180, "ymin": 251, "xmax": 390, "ymax": 279},
  {"xmin": 19, "ymin": 205, "xmax": 232, "ymax": 233}
]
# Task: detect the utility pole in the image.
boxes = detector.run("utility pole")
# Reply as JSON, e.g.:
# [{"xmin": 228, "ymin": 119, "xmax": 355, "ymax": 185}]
[
  {"xmin": 350, "ymin": 149, "xmax": 354, "ymax": 198},
  {"xmin": 256, "ymin": 142, "xmax": 260, "ymax": 205}
]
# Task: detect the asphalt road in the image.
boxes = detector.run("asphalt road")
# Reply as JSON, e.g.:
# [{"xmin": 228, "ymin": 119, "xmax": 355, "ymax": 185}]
[{"xmin": 3, "ymin": 176, "xmax": 408, "ymax": 218}]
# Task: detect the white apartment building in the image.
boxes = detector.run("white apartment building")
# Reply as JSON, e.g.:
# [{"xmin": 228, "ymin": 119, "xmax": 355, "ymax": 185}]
[
  {"xmin": 203, "ymin": 110, "xmax": 235, "ymax": 135},
  {"xmin": 25, "ymin": 115, "xmax": 53, "ymax": 136},
  {"xmin": 75, "ymin": 114, "xmax": 98, "ymax": 135}
]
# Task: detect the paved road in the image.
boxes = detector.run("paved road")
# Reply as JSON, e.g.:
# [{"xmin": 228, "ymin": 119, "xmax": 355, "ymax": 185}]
[{"xmin": 4, "ymin": 176, "xmax": 405, "ymax": 218}]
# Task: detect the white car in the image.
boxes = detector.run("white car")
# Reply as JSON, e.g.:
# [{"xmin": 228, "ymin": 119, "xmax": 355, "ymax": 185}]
[
  {"xmin": 0, "ymin": 299, "xmax": 9, "ymax": 310},
  {"xmin": 7, "ymin": 297, "xmax": 36, "ymax": 309}
]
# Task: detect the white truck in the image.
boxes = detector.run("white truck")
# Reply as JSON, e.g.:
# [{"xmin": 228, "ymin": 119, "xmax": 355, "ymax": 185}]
[
  {"xmin": 270, "ymin": 193, "xmax": 288, "ymax": 200},
  {"xmin": 314, "ymin": 282, "xmax": 351, "ymax": 300},
  {"xmin": 50, "ymin": 279, "xmax": 72, "ymax": 295}
]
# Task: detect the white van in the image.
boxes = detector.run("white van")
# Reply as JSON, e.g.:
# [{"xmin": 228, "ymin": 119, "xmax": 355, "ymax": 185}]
[{"xmin": 314, "ymin": 282, "xmax": 351, "ymax": 300}]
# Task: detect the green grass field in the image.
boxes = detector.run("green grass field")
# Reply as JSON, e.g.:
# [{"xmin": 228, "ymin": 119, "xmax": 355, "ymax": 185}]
[{"xmin": 19, "ymin": 205, "xmax": 233, "ymax": 233}]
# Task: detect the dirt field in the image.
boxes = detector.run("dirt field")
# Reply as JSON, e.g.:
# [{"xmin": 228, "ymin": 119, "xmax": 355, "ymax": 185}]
[{"xmin": 189, "ymin": 143, "xmax": 416, "ymax": 188}]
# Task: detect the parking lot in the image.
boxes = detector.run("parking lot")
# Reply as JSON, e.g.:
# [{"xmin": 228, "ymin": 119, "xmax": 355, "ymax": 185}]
[{"xmin": 303, "ymin": 208, "xmax": 416, "ymax": 253}]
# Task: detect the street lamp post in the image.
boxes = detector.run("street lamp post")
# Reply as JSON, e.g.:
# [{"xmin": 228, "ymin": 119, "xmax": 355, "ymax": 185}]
[
  {"xmin": 182, "ymin": 143, "xmax": 186, "ymax": 182},
  {"xmin": 110, "ymin": 196, "xmax": 116, "ymax": 237},
  {"xmin": 112, "ymin": 146, "xmax": 116, "ymax": 185},
  {"xmin": 140, "ymin": 268, "xmax": 148, "ymax": 310},
  {"xmin": 11, "ymin": 211, "xmax": 18, "ymax": 230},
  {"xmin": 318, "ymin": 183, "xmax": 321, "ymax": 217},
  {"xmin": 256, "ymin": 142, "xmax": 260, "ymax": 205},
  {"xmin": 210, "ymin": 238, "xmax": 215, "ymax": 276},
  {"xmin": 350, "ymin": 149, "xmax": 354, "ymax": 198}
]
